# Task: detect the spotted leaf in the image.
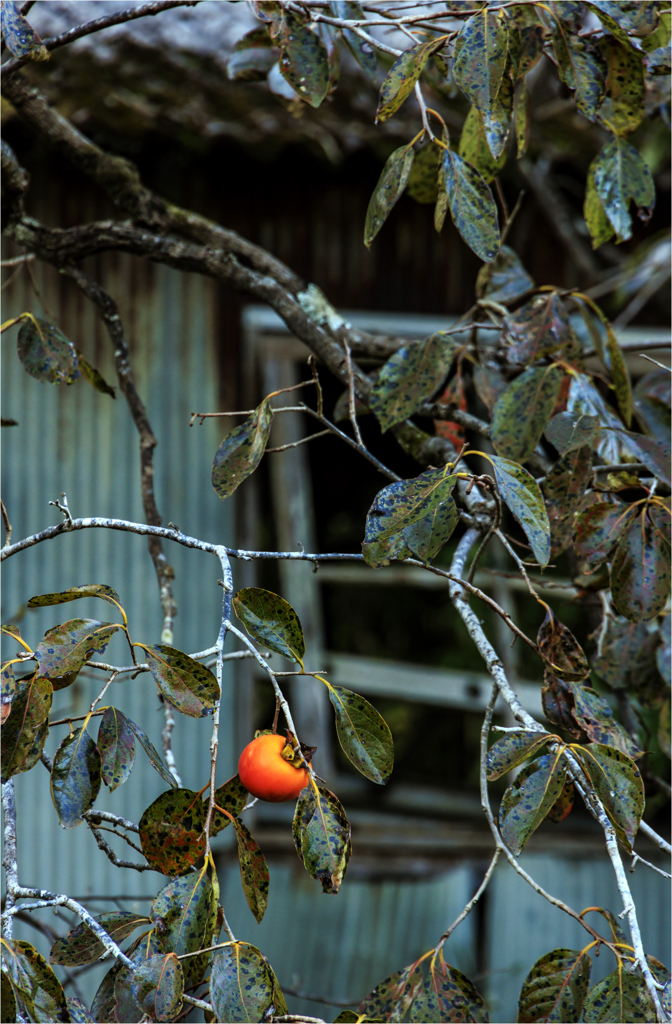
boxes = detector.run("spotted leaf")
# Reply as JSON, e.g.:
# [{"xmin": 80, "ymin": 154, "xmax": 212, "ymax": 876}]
[
  {"xmin": 210, "ymin": 942, "xmax": 281, "ymax": 1023},
  {"xmin": 500, "ymin": 751, "xmax": 567, "ymax": 854},
  {"xmin": 364, "ymin": 144, "xmax": 414, "ymax": 247},
  {"xmin": 326, "ymin": 683, "xmax": 394, "ymax": 784},
  {"xmin": 518, "ymin": 948, "xmax": 592, "ymax": 1023},
  {"xmin": 98, "ymin": 707, "xmax": 135, "ymax": 792},
  {"xmin": 131, "ymin": 953, "xmax": 183, "ymax": 1023},
  {"xmin": 233, "ymin": 587, "xmax": 305, "ymax": 664},
  {"xmin": 438, "ymin": 149, "xmax": 500, "ymax": 262},
  {"xmin": 490, "ymin": 455, "xmax": 551, "ymax": 568},
  {"xmin": 573, "ymin": 742, "xmax": 644, "ymax": 851},
  {"xmin": 150, "ymin": 865, "xmax": 218, "ymax": 988},
  {"xmin": 1, "ymin": 673, "xmax": 52, "ymax": 783},
  {"xmin": 139, "ymin": 788, "xmax": 207, "ymax": 876},
  {"xmin": 293, "ymin": 783, "xmax": 351, "ymax": 893},
  {"xmin": 17, "ymin": 316, "xmax": 79, "ymax": 384},
  {"xmin": 486, "ymin": 730, "xmax": 553, "ymax": 781},
  {"xmin": 376, "ymin": 38, "xmax": 443, "ymax": 123},
  {"xmin": 140, "ymin": 644, "xmax": 219, "ymax": 718},
  {"xmin": 232, "ymin": 817, "xmax": 269, "ymax": 924},
  {"xmin": 370, "ymin": 332, "xmax": 458, "ymax": 432},
  {"xmin": 491, "ymin": 365, "xmax": 565, "ymax": 465},
  {"xmin": 50, "ymin": 912, "xmax": 149, "ymax": 967},
  {"xmin": 35, "ymin": 618, "xmax": 119, "ymax": 684},
  {"xmin": 212, "ymin": 398, "xmax": 273, "ymax": 500}
]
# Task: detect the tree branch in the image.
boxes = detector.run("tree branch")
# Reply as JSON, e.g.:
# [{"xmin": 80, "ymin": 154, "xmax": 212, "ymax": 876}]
[
  {"xmin": 1, "ymin": 2, "xmax": 200, "ymax": 79},
  {"xmin": 58, "ymin": 264, "xmax": 177, "ymax": 642}
]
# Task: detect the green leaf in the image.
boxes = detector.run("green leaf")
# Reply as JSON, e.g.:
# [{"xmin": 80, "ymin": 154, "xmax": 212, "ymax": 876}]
[
  {"xmin": 537, "ymin": 607, "xmax": 590, "ymax": 680},
  {"xmin": 123, "ymin": 713, "xmax": 178, "ymax": 789},
  {"xmin": 406, "ymin": 142, "xmax": 441, "ymax": 203},
  {"xmin": 475, "ymin": 245, "xmax": 534, "ymax": 305},
  {"xmin": 611, "ymin": 507, "xmax": 671, "ymax": 622},
  {"xmin": 278, "ymin": 11, "xmax": 330, "ymax": 107},
  {"xmin": 453, "ymin": 10, "xmax": 508, "ymax": 125},
  {"xmin": 573, "ymin": 742, "xmax": 644, "ymax": 851},
  {"xmin": 543, "ymin": 445, "xmax": 594, "ymax": 557},
  {"xmin": 1, "ymin": 659, "xmax": 15, "ymax": 725},
  {"xmin": 552, "ymin": 26, "xmax": 605, "ymax": 120},
  {"xmin": 438, "ymin": 149, "xmax": 500, "ymax": 262},
  {"xmin": 293, "ymin": 783, "xmax": 351, "ymax": 893},
  {"xmin": 414, "ymin": 955, "xmax": 489, "ymax": 1024},
  {"xmin": 209, "ymin": 773, "xmax": 250, "ymax": 837},
  {"xmin": 585, "ymin": 158, "xmax": 616, "ymax": 248},
  {"xmin": 97, "ymin": 707, "xmax": 135, "ymax": 791},
  {"xmin": 51, "ymin": 726, "xmax": 102, "ymax": 829},
  {"xmin": 575, "ymin": 502, "xmax": 638, "ymax": 565},
  {"xmin": 226, "ymin": 27, "xmax": 278, "ymax": 81},
  {"xmin": 76, "ymin": 351, "xmax": 116, "ymax": 399},
  {"xmin": 0, "ymin": 3, "xmax": 48, "ymax": 60},
  {"xmin": 569, "ymin": 683, "xmax": 640, "ymax": 757},
  {"xmin": 326, "ymin": 684, "xmax": 394, "ymax": 784},
  {"xmin": 27, "ymin": 583, "xmax": 125, "ymax": 618},
  {"xmin": 232, "ymin": 817, "xmax": 269, "ymax": 924},
  {"xmin": 589, "ymin": 135, "xmax": 655, "ymax": 243},
  {"xmin": 1, "ymin": 673, "xmax": 52, "ymax": 783},
  {"xmin": 233, "ymin": 586, "xmax": 305, "ymax": 663},
  {"xmin": 500, "ymin": 751, "xmax": 566, "ymax": 854},
  {"xmin": 362, "ymin": 467, "xmax": 458, "ymax": 568},
  {"xmin": 597, "ymin": 37, "xmax": 645, "ymax": 135},
  {"xmin": 1, "ymin": 974, "xmax": 16, "ymax": 1024},
  {"xmin": 482, "ymin": 68, "xmax": 514, "ymax": 161},
  {"xmin": 515, "ymin": 76, "xmax": 530, "ymax": 157},
  {"xmin": 210, "ymin": 942, "xmax": 277, "ymax": 1023},
  {"xmin": 50, "ymin": 911, "xmax": 149, "ymax": 967},
  {"xmin": 376, "ymin": 39, "xmax": 442, "ymax": 123},
  {"xmin": 35, "ymin": 618, "xmax": 119, "ymax": 683},
  {"xmin": 576, "ymin": 295, "xmax": 633, "ymax": 427},
  {"xmin": 544, "ymin": 412, "xmax": 600, "ymax": 456},
  {"xmin": 17, "ymin": 316, "xmax": 79, "ymax": 384},
  {"xmin": 90, "ymin": 960, "xmax": 124, "ymax": 1024},
  {"xmin": 403, "ymin": 498, "xmax": 460, "ymax": 563},
  {"xmin": 212, "ymin": 398, "xmax": 273, "ymax": 500},
  {"xmin": 490, "ymin": 455, "xmax": 551, "ymax": 568},
  {"xmin": 364, "ymin": 144, "xmax": 414, "ymax": 247},
  {"xmin": 358, "ymin": 962, "xmax": 424, "ymax": 1022},
  {"xmin": 486, "ymin": 730, "xmax": 553, "ymax": 780},
  {"xmin": 491, "ymin": 365, "xmax": 564, "ymax": 465},
  {"xmin": 583, "ymin": 968, "xmax": 658, "ymax": 1023},
  {"xmin": 458, "ymin": 105, "xmax": 507, "ymax": 183},
  {"xmin": 150, "ymin": 865, "xmax": 218, "ymax": 988},
  {"xmin": 131, "ymin": 952, "xmax": 183, "ymax": 1022},
  {"xmin": 114, "ymin": 929, "xmax": 164, "ymax": 1024},
  {"xmin": 586, "ymin": 1, "xmax": 658, "ymax": 53},
  {"xmin": 369, "ymin": 332, "xmax": 458, "ymax": 431},
  {"xmin": 592, "ymin": 616, "xmax": 651, "ymax": 691},
  {"xmin": 329, "ymin": 1, "xmax": 377, "ymax": 81},
  {"xmin": 502, "ymin": 292, "xmax": 579, "ymax": 366},
  {"xmin": 518, "ymin": 948, "xmax": 592, "ymax": 1023},
  {"xmin": 633, "ymin": 369, "xmax": 670, "ymax": 447},
  {"xmin": 140, "ymin": 644, "xmax": 219, "ymax": 718},
  {"xmin": 139, "ymin": 788, "xmax": 207, "ymax": 876},
  {"xmin": 545, "ymin": 778, "xmax": 575, "ymax": 822},
  {"xmin": 542, "ymin": 671, "xmax": 582, "ymax": 737},
  {"xmin": 1, "ymin": 939, "xmax": 69, "ymax": 1023},
  {"xmin": 617, "ymin": 429, "xmax": 671, "ymax": 486}
]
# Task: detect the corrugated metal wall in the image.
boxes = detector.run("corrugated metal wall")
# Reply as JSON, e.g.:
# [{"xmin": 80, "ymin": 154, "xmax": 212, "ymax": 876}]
[{"xmin": 1, "ymin": 204, "xmax": 238, "ymax": 1003}]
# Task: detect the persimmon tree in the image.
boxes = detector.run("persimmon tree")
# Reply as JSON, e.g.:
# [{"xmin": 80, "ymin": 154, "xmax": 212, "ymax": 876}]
[{"xmin": 1, "ymin": 1, "xmax": 671, "ymax": 1022}]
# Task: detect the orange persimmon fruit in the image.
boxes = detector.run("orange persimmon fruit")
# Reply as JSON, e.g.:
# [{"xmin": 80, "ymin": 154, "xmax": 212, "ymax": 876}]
[{"xmin": 238, "ymin": 733, "xmax": 309, "ymax": 802}]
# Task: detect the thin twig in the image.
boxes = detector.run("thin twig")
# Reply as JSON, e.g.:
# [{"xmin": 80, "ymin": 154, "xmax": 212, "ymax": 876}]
[
  {"xmin": 1, "ymin": 499, "xmax": 12, "ymax": 548},
  {"xmin": 266, "ymin": 429, "xmax": 331, "ymax": 453},
  {"xmin": 1, "ymin": 1, "xmax": 200, "ymax": 78},
  {"xmin": 343, "ymin": 340, "xmax": 364, "ymax": 447}
]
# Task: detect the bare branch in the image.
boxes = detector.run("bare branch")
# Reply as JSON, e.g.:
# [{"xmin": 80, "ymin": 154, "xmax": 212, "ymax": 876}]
[{"xmin": 1, "ymin": 2, "xmax": 200, "ymax": 79}]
